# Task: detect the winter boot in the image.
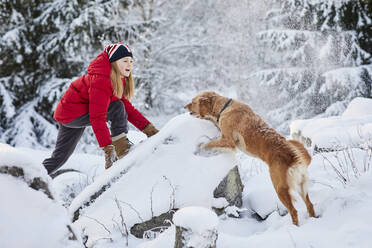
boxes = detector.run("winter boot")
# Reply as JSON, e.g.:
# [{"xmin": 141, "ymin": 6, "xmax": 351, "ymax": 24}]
[{"xmin": 112, "ymin": 133, "xmax": 132, "ymax": 159}]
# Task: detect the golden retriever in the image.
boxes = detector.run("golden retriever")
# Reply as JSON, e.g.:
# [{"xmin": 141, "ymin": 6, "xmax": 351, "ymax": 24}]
[{"xmin": 185, "ymin": 90, "xmax": 315, "ymax": 225}]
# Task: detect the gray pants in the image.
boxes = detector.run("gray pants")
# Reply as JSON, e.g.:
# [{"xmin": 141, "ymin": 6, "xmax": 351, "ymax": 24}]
[{"xmin": 43, "ymin": 100, "xmax": 128, "ymax": 174}]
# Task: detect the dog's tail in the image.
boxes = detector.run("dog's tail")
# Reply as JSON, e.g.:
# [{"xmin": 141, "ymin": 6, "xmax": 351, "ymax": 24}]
[{"xmin": 286, "ymin": 139, "xmax": 311, "ymax": 199}]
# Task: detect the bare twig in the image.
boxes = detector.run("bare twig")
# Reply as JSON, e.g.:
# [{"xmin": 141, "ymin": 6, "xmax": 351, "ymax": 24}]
[
  {"xmin": 150, "ymin": 176, "xmax": 177, "ymax": 216},
  {"xmin": 114, "ymin": 197, "xmax": 129, "ymax": 246},
  {"xmin": 81, "ymin": 227, "xmax": 88, "ymax": 248},
  {"xmin": 117, "ymin": 199, "xmax": 144, "ymax": 222},
  {"xmin": 346, "ymin": 147, "xmax": 359, "ymax": 178},
  {"xmin": 83, "ymin": 215, "xmax": 112, "ymax": 237},
  {"xmin": 365, "ymin": 148, "xmax": 372, "ymax": 172},
  {"xmin": 150, "ymin": 181, "xmax": 159, "ymax": 217},
  {"xmin": 91, "ymin": 237, "xmax": 114, "ymax": 246},
  {"xmin": 320, "ymin": 141, "xmax": 372, "ymax": 186},
  {"xmin": 162, "ymin": 175, "xmax": 176, "ymax": 210},
  {"xmin": 321, "ymin": 154, "xmax": 347, "ymax": 185}
]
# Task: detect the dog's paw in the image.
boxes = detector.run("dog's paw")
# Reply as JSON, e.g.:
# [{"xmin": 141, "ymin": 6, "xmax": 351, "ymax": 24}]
[
  {"xmin": 193, "ymin": 142, "xmax": 206, "ymax": 156},
  {"xmin": 312, "ymin": 213, "xmax": 321, "ymax": 219},
  {"xmin": 198, "ymin": 142, "xmax": 206, "ymax": 149},
  {"xmin": 194, "ymin": 143, "xmax": 221, "ymax": 157}
]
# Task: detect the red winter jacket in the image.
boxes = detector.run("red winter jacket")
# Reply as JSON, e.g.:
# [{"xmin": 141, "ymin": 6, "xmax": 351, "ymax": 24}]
[{"xmin": 54, "ymin": 51, "xmax": 150, "ymax": 147}]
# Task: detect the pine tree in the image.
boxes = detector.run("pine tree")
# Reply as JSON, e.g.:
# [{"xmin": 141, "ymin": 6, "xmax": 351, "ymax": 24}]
[
  {"xmin": 251, "ymin": 0, "xmax": 372, "ymax": 133},
  {"xmin": 0, "ymin": 0, "xmax": 54, "ymax": 146}
]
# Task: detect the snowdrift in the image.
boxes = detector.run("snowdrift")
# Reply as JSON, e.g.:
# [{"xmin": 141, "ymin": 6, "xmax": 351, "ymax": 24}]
[
  {"xmin": 290, "ymin": 97, "xmax": 372, "ymax": 152},
  {"xmin": 1, "ymin": 107, "xmax": 372, "ymax": 248},
  {"xmin": 0, "ymin": 143, "xmax": 82, "ymax": 248},
  {"xmin": 69, "ymin": 113, "xmax": 240, "ymax": 246}
]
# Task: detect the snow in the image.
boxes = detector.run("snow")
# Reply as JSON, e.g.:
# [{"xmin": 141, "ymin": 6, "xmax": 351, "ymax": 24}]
[
  {"xmin": 173, "ymin": 207, "xmax": 218, "ymax": 232},
  {"xmin": 140, "ymin": 148, "xmax": 372, "ymax": 248},
  {"xmin": 0, "ymin": 81, "xmax": 15, "ymax": 119},
  {"xmin": 243, "ymin": 170, "xmax": 286, "ymax": 219},
  {"xmin": 2, "ymin": 28, "xmax": 21, "ymax": 47},
  {"xmin": 342, "ymin": 97, "xmax": 372, "ymax": 117},
  {"xmin": 1, "ymin": 0, "xmax": 371, "ymax": 246},
  {"xmin": 0, "ymin": 143, "xmax": 49, "ymax": 182},
  {"xmin": 0, "ymin": 143, "xmax": 82, "ymax": 248},
  {"xmin": 211, "ymin": 197, "xmax": 229, "ymax": 209},
  {"xmin": 0, "ymin": 176, "xmax": 82, "ymax": 248},
  {"xmin": 141, "ymin": 207, "xmax": 219, "ymax": 248},
  {"xmin": 69, "ymin": 113, "xmax": 237, "ymax": 246},
  {"xmin": 173, "ymin": 207, "xmax": 218, "ymax": 248},
  {"xmin": 320, "ymin": 66, "xmax": 366, "ymax": 95},
  {"xmin": 2, "ymin": 102, "xmax": 59, "ymax": 149},
  {"xmin": 290, "ymin": 97, "xmax": 372, "ymax": 149},
  {"xmin": 1, "ymin": 107, "xmax": 372, "ymax": 248}
]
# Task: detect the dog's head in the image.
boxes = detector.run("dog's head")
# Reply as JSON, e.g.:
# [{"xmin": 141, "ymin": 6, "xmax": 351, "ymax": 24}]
[{"xmin": 185, "ymin": 91, "xmax": 218, "ymax": 118}]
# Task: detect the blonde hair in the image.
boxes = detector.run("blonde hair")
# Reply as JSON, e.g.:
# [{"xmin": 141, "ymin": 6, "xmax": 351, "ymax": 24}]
[{"xmin": 110, "ymin": 61, "xmax": 134, "ymax": 99}]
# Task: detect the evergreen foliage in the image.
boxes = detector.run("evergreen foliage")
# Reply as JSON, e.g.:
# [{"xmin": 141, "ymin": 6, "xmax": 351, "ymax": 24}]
[{"xmin": 251, "ymin": 0, "xmax": 372, "ymax": 133}]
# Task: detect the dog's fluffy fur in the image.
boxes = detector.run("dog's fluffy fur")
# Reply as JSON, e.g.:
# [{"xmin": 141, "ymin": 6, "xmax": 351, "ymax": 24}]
[{"xmin": 185, "ymin": 91, "xmax": 315, "ymax": 225}]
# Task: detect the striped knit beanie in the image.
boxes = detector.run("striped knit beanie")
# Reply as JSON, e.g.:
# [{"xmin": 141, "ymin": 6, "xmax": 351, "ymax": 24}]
[{"xmin": 105, "ymin": 43, "xmax": 133, "ymax": 63}]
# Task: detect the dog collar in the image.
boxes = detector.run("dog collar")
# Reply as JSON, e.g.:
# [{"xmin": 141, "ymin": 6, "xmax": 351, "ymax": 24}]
[{"xmin": 217, "ymin": 98, "xmax": 232, "ymax": 123}]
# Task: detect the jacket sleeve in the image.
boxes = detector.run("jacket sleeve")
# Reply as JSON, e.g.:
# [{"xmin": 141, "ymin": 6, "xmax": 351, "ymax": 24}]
[
  {"xmin": 121, "ymin": 97, "xmax": 150, "ymax": 131},
  {"xmin": 89, "ymin": 76, "xmax": 112, "ymax": 147}
]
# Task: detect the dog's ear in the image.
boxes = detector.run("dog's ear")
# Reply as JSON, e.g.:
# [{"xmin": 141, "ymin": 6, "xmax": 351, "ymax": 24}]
[
  {"xmin": 198, "ymin": 96, "xmax": 212, "ymax": 117},
  {"xmin": 199, "ymin": 96, "xmax": 210, "ymax": 104}
]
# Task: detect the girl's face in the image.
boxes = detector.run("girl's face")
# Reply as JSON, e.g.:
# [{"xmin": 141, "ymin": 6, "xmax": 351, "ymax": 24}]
[{"xmin": 116, "ymin": 56, "xmax": 133, "ymax": 77}]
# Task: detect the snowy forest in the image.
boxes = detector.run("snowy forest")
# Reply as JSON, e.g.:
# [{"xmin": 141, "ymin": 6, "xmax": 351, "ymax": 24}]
[
  {"xmin": 1, "ymin": 1, "xmax": 372, "ymax": 248},
  {"xmin": 0, "ymin": 0, "xmax": 371, "ymax": 151}
]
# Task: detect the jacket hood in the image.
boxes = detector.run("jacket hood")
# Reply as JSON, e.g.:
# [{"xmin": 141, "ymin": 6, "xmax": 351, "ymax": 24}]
[{"xmin": 88, "ymin": 51, "xmax": 112, "ymax": 77}]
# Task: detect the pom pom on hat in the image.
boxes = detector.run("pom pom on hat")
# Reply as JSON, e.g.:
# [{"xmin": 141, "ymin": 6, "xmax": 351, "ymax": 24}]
[{"xmin": 105, "ymin": 43, "xmax": 133, "ymax": 63}]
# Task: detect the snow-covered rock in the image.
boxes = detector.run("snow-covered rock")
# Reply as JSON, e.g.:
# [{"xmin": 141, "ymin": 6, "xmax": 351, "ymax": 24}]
[
  {"xmin": 173, "ymin": 207, "xmax": 219, "ymax": 235},
  {"xmin": 0, "ymin": 143, "xmax": 83, "ymax": 248},
  {"xmin": 173, "ymin": 207, "xmax": 219, "ymax": 248},
  {"xmin": 69, "ymin": 114, "xmax": 240, "ymax": 246},
  {"xmin": 290, "ymin": 97, "xmax": 372, "ymax": 152}
]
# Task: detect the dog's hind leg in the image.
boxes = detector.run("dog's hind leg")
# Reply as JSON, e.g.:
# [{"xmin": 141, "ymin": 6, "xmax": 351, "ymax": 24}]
[
  {"xmin": 287, "ymin": 140, "xmax": 316, "ymax": 218},
  {"xmin": 276, "ymin": 186, "xmax": 299, "ymax": 226},
  {"xmin": 291, "ymin": 167, "xmax": 316, "ymax": 218},
  {"xmin": 302, "ymin": 193, "xmax": 316, "ymax": 218},
  {"xmin": 287, "ymin": 165, "xmax": 316, "ymax": 222},
  {"xmin": 298, "ymin": 181, "xmax": 316, "ymax": 218},
  {"xmin": 270, "ymin": 167, "xmax": 299, "ymax": 225}
]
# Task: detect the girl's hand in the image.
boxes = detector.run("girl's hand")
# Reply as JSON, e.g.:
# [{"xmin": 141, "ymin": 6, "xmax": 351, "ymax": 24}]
[{"xmin": 142, "ymin": 123, "xmax": 159, "ymax": 137}]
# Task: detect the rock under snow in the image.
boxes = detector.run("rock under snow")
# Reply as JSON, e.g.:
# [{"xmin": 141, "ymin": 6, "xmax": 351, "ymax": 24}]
[
  {"xmin": 130, "ymin": 210, "xmax": 176, "ymax": 239},
  {"xmin": 174, "ymin": 207, "xmax": 219, "ymax": 248},
  {"xmin": 173, "ymin": 206, "xmax": 219, "ymax": 232},
  {"xmin": 69, "ymin": 113, "xmax": 241, "ymax": 246},
  {"xmin": 243, "ymin": 171, "xmax": 286, "ymax": 219},
  {"xmin": 0, "ymin": 143, "xmax": 83, "ymax": 248}
]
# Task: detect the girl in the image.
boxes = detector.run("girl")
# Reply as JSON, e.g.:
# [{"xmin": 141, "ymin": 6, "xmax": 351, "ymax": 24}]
[{"xmin": 43, "ymin": 43, "xmax": 158, "ymax": 174}]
